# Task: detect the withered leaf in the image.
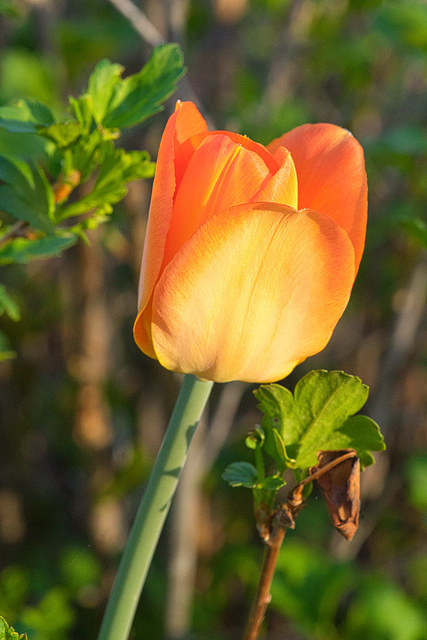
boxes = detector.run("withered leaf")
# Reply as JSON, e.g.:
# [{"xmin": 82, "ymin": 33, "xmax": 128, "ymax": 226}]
[{"xmin": 310, "ymin": 449, "xmax": 360, "ymax": 541}]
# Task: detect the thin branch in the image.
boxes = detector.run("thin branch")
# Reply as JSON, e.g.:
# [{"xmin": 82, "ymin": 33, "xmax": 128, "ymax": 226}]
[
  {"xmin": 243, "ymin": 485, "xmax": 307, "ymax": 640},
  {"xmin": 108, "ymin": 0, "xmax": 165, "ymax": 47},
  {"xmin": 242, "ymin": 525, "xmax": 287, "ymax": 640},
  {"xmin": 107, "ymin": 0, "xmax": 213, "ymax": 127}
]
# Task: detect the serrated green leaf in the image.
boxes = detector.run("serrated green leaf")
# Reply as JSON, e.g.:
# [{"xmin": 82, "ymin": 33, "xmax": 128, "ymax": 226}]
[
  {"xmin": 19, "ymin": 100, "xmax": 54, "ymax": 126},
  {"xmin": 262, "ymin": 475, "xmax": 286, "ymax": 491},
  {"xmin": 324, "ymin": 415, "xmax": 385, "ymax": 467},
  {"xmin": 0, "ymin": 284, "xmax": 20, "ymax": 320},
  {"xmin": 0, "ymin": 616, "xmax": 28, "ymax": 640},
  {"xmin": 222, "ymin": 462, "xmax": 258, "ymax": 488},
  {"xmin": 57, "ymin": 145, "xmax": 154, "ymax": 220},
  {"xmin": 0, "ymin": 235, "xmax": 77, "ymax": 265},
  {"xmin": 69, "ymin": 95, "xmax": 93, "ymax": 134},
  {"xmin": 0, "ymin": 158, "xmax": 55, "ymax": 232},
  {"xmin": 88, "ymin": 59, "xmax": 124, "ymax": 125},
  {"xmin": 255, "ymin": 371, "xmax": 385, "ymax": 470},
  {"xmin": 0, "ymin": 185, "xmax": 53, "ymax": 233},
  {"xmin": 37, "ymin": 122, "xmax": 81, "ymax": 148},
  {"xmin": 67, "ymin": 128, "xmax": 103, "ymax": 182},
  {"xmin": 103, "ymin": 44, "xmax": 185, "ymax": 129},
  {"xmin": 0, "ymin": 100, "xmax": 54, "ymax": 130}
]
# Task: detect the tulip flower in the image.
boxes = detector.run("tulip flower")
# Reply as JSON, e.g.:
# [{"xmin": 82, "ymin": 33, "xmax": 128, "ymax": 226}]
[{"xmin": 134, "ymin": 101, "xmax": 367, "ymax": 383}]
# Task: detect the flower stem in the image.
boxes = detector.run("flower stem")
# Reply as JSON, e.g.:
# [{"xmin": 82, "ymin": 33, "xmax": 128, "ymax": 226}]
[
  {"xmin": 242, "ymin": 524, "xmax": 286, "ymax": 640},
  {"xmin": 97, "ymin": 374, "xmax": 214, "ymax": 640}
]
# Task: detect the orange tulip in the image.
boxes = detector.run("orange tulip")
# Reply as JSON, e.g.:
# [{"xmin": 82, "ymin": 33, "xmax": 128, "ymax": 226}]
[{"xmin": 134, "ymin": 101, "xmax": 367, "ymax": 383}]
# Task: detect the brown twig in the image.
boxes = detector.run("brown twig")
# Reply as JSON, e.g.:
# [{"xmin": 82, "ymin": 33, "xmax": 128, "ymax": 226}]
[
  {"xmin": 107, "ymin": 0, "xmax": 213, "ymax": 128},
  {"xmin": 243, "ymin": 485, "xmax": 306, "ymax": 640},
  {"xmin": 108, "ymin": 0, "xmax": 165, "ymax": 47},
  {"xmin": 244, "ymin": 451, "xmax": 359, "ymax": 639},
  {"xmin": 243, "ymin": 523, "xmax": 287, "ymax": 640}
]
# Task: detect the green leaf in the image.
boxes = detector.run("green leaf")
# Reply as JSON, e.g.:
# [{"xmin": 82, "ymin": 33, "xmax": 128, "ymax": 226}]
[
  {"xmin": 0, "ymin": 235, "xmax": 77, "ymax": 265},
  {"xmin": 0, "ymin": 284, "xmax": 20, "ymax": 320},
  {"xmin": 37, "ymin": 122, "xmax": 82, "ymax": 148},
  {"xmin": 0, "ymin": 119, "xmax": 37, "ymax": 134},
  {"xmin": 20, "ymin": 587, "xmax": 74, "ymax": 638},
  {"xmin": 0, "ymin": 616, "xmax": 28, "ymax": 640},
  {"xmin": 262, "ymin": 475, "xmax": 286, "ymax": 491},
  {"xmin": 222, "ymin": 462, "xmax": 258, "ymax": 488},
  {"xmin": 102, "ymin": 44, "xmax": 185, "ymax": 129},
  {"xmin": 0, "ymin": 158, "xmax": 55, "ymax": 233},
  {"xmin": 255, "ymin": 370, "xmax": 385, "ymax": 470},
  {"xmin": 0, "ymin": 156, "xmax": 35, "ymax": 192},
  {"xmin": 19, "ymin": 100, "xmax": 55, "ymax": 127},
  {"xmin": 324, "ymin": 415, "xmax": 385, "ymax": 467},
  {"xmin": 69, "ymin": 95, "xmax": 93, "ymax": 134},
  {"xmin": 87, "ymin": 59, "xmax": 124, "ymax": 125},
  {"xmin": 0, "ymin": 100, "xmax": 54, "ymax": 130},
  {"xmin": 57, "ymin": 144, "xmax": 154, "ymax": 220}
]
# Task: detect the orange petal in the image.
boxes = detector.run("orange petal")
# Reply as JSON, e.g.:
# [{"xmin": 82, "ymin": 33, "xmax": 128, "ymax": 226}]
[
  {"xmin": 268, "ymin": 124, "xmax": 367, "ymax": 270},
  {"xmin": 255, "ymin": 146, "xmax": 298, "ymax": 209},
  {"xmin": 137, "ymin": 102, "xmax": 208, "ymax": 325},
  {"xmin": 214, "ymin": 131, "xmax": 280, "ymax": 174},
  {"xmin": 163, "ymin": 134, "xmax": 271, "ymax": 266},
  {"xmin": 149, "ymin": 202, "xmax": 355, "ymax": 383}
]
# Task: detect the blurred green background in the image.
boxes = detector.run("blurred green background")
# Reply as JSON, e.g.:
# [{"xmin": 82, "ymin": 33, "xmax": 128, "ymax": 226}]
[{"xmin": 1, "ymin": 0, "xmax": 427, "ymax": 638}]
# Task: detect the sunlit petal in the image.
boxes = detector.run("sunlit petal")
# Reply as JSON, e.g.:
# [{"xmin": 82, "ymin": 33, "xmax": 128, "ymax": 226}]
[
  {"xmin": 163, "ymin": 134, "xmax": 271, "ymax": 265},
  {"xmin": 150, "ymin": 202, "xmax": 355, "ymax": 382},
  {"xmin": 268, "ymin": 123, "xmax": 367, "ymax": 269}
]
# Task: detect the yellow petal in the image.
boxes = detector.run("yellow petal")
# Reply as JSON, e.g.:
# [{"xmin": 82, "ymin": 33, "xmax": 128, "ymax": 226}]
[{"xmin": 149, "ymin": 202, "xmax": 355, "ymax": 383}]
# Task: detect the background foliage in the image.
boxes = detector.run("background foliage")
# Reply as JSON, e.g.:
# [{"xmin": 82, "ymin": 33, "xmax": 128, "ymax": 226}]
[{"xmin": 1, "ymin": 0, "xmax": 427, "ymax": 639}]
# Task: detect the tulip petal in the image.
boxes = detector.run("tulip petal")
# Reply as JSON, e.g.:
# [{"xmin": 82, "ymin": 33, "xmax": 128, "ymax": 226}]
[
  {"xmin": 163, "ymin": 134, "xmax": 272, "ymax": 266},
  {"xmin": 137, "ymin": 102, "xmax": 208, "ymax": 337},
  {"xmin": 255, "ymin": 146, "xmax": 298, "ymax": 209},
  {"xmin": 148, "ymin": 202, "xmax": 355, "ymax": 383},
  {"xmin": 268, "ymin": 124, "xmax": 367, "ymax": 269},
  {"xmin": 215, "ymin": 131, "xmax": 280, "ymax": 175}
]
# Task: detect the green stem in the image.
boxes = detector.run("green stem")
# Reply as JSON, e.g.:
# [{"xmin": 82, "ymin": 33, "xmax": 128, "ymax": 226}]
[
  {"xmin": 254, "ymin": 446, "xmax": 265, "ymax": 483},
  {"xmin": 97, "ymin": 374, "xmax": 214, "ymax": 640}
]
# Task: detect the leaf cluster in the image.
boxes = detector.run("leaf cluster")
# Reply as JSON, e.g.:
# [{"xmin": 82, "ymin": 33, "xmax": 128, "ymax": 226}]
[
  {"xmin": 0, "ymin": 43, "xmax": 185, "ymax": 358},
  {"xmin": 0, "ymin": 617, "xmax": 27, "ymax": 640},
  {"xmin": 223, "ymin": 370, "xmax": 385, "ymax": 525}
]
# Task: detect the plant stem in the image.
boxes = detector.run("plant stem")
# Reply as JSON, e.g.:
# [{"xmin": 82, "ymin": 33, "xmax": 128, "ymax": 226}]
[
  {"xmin": 97, "ymin": 374, "xmax": 214, "ymax": 640},
  {"xmin": 242, "ymin": 524, "xmax": 287, "ymax": 640}
]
